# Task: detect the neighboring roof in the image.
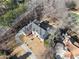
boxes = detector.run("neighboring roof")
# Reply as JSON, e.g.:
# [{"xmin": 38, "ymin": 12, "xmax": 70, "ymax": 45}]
[
  {"xmin": 63, "ymin": 37, "xmax": 79, "ymax": 58},
  {"xmin": 66, "ymin": 41, "xmax": 79, "ymax": 56}
]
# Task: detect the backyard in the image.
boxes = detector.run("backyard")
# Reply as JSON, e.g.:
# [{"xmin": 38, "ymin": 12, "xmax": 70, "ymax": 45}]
[{"xmin": 0, "ymin": 0, "xmax": 27, "ymax": 27}]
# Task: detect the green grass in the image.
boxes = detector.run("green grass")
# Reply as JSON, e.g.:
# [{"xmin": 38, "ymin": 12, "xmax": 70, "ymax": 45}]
[
  {"xmin": 44, "ymin": 40, "xmax": 49, "ymax": 47},
  {"xmin": 70, "ymin": 13, "xmax": 79, "ymax": 23},
  {"xmin": 0, "ymin": 0, "xmax": 27, "ymax": 27},
  {"xmin": 0, "ymin": 4, "xmax": 27, "ymax": 27}
]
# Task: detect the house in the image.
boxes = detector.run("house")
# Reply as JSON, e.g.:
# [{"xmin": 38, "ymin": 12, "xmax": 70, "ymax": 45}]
[
  {"xmin": 17, "ymin": 20, "xmax": 52, "ymax": 41},
  {"xmin": 13, "ymin": 20, "xmax": 52, "ymax": 59}
]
